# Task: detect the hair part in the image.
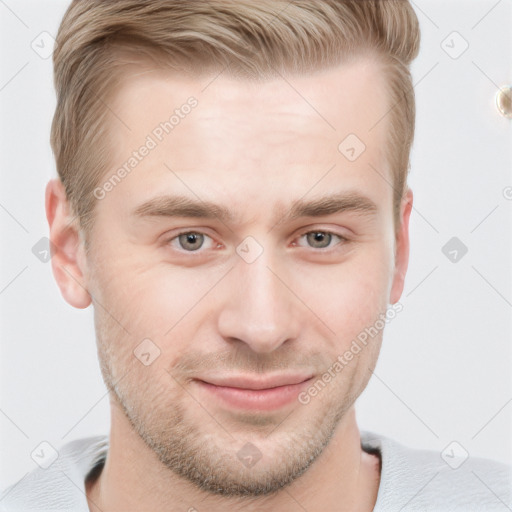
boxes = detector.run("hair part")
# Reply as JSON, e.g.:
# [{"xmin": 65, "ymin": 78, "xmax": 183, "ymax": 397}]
[{"xmin": 51, "ymin": 0, "xmax": 420, "ymax": 239}]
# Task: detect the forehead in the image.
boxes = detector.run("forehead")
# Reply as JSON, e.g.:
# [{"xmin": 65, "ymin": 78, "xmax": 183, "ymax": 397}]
[
  {"xmin": 110, "ymin": 55, "xmax": 388, "ymax": 140},
  {"xmin": 100, "ymin": 57, "xmax": 392, "ymax": 223}
]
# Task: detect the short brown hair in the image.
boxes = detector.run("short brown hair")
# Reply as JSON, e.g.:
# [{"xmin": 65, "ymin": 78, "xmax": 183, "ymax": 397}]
[{"xmin": 51, "ymin": 0, "xmax": 420, "ymax": 238}]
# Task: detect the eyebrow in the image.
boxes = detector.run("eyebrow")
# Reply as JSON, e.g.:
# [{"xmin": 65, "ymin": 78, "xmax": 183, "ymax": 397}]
[
  {"xmin": 133, "ymin": 195, "xmax": 235, "ymax": 222},
  {"xmin": 132, "ymin": 191, "xmax": 378, "ymax": 224},
  {"xmin": 282, "ymin": 192, "xmax": 378, "ymax": 223}
]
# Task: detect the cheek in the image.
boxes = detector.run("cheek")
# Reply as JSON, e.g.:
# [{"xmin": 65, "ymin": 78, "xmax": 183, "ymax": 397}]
[
  {"xmin": 90, "ymin": 249, "xmax": 223, "ymax": 359},
  {"xmin": 293, "ymin": 244, "xmax": 393, "ymax": 341},
  {"xmin": 90, "ymin": 245, "xmax": 169, "ymax": 316}
]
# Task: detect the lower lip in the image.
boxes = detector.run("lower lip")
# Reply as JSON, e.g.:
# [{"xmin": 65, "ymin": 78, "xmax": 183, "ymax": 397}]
[{"xmin": 195, "ymin": 379, "xmax": 312, "ymax": 411}]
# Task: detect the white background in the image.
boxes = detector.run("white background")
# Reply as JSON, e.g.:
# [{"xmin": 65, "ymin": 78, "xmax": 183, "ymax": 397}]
[{"xmin": 1, "ymin": 0, "xmax": 511, "ymax": 491}]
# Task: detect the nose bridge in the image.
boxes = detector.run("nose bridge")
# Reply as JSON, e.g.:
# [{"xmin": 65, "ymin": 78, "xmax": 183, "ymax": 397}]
[{"xmin": 217, "ymin": 243, "xmax": 300, "ymax": 352}]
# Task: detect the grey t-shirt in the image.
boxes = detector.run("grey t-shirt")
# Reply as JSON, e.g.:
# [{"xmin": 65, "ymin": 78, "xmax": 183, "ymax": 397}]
[{"xmin": 1, "ymin": 431, "xmax": 510, "ymax": 511}]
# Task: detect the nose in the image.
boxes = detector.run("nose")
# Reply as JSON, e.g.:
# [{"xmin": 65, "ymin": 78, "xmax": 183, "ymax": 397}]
[{"xmin": 216, "ymin": 243, "xmax": 301, "ymax": 353}]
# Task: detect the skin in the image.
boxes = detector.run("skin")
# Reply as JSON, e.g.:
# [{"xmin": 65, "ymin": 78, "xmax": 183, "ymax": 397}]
[{"xmin": 46, "ymin": 55, "xmax": 412, "ymax": 511}]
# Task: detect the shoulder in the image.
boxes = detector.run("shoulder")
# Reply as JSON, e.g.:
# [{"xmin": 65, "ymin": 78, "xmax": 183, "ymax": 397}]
[
  {"xmin": 0, "ymin": 435, "xmax": 108, "ymax": 512},
  {"xmin": 361, "ymin": 430, "xmax": 512, "ymax": 512}
]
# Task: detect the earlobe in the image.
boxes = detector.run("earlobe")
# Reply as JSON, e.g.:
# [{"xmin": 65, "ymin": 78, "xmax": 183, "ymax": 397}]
[
  {"xmin": 45, "ymin": 179, "xmax": 92, "ymax": 309},
  {"xmin": 389, "ymin": 188, "xmax": 413, "ymax": 305}
]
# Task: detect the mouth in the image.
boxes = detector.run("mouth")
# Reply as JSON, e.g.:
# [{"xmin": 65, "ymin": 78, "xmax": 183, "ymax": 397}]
[{"xmin": 193, "ymin": 373, "xmax": 314, "ymax": 411}]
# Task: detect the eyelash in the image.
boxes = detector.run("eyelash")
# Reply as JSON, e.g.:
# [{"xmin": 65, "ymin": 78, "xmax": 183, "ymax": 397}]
[{"xmin": 165, "ymin": 229, "xmax": 349, "ymax": 255}]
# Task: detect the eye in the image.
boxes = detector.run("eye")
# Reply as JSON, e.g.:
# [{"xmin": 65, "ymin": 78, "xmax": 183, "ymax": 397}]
[
  {"xmin": 168, "ymin": 231, "xmax": 215, "ymax": 252},
  {"xmin": 296, "ymin": 231, "xmax": 347, "ymax": 250}
]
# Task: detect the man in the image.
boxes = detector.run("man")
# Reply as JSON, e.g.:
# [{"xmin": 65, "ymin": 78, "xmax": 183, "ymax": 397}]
[{"xmin": 1, "ymin": 0, "xmax": 510, "ymax": 510}]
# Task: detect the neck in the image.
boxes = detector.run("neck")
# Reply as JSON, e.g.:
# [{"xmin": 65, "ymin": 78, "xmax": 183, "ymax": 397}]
[{"xmin": 86, "ymin": 403, "xmax": 380, "ymax": 512}]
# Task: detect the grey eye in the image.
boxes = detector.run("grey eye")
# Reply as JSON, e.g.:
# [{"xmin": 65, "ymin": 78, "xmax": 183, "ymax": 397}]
[
  {"xmin": 178, "ymin": 232, "xmax": 205, "ymax": 251},
  {"xmin": 306, "ymin": 232, "xmax": 332, "ymax": 249}
]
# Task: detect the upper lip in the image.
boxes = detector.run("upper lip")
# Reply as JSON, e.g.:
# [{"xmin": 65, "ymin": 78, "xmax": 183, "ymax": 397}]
[{"xmin": 196, "ymin": 373, "xmax": 313, "ymax": 390}]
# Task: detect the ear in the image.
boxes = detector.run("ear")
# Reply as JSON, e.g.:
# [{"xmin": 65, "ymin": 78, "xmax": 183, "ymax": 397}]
[
  {"xmin": 45, "ymin": 179, "xmax": 92, "ymax": 309},
  {"xmin": 389, "ymin": 188, "xmax": 413, "ymax": 304}
]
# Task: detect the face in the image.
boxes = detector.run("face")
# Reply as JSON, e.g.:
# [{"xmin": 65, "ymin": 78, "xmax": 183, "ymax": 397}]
[{"xmin": 62, "ymin": 57, "xmax": 410, "ymax": 496}]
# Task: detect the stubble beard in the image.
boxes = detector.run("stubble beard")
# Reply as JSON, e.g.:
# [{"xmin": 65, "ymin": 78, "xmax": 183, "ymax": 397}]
[{"xmin": 97, "ymin": 343, "xmax": 358, "ymax": 497}]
